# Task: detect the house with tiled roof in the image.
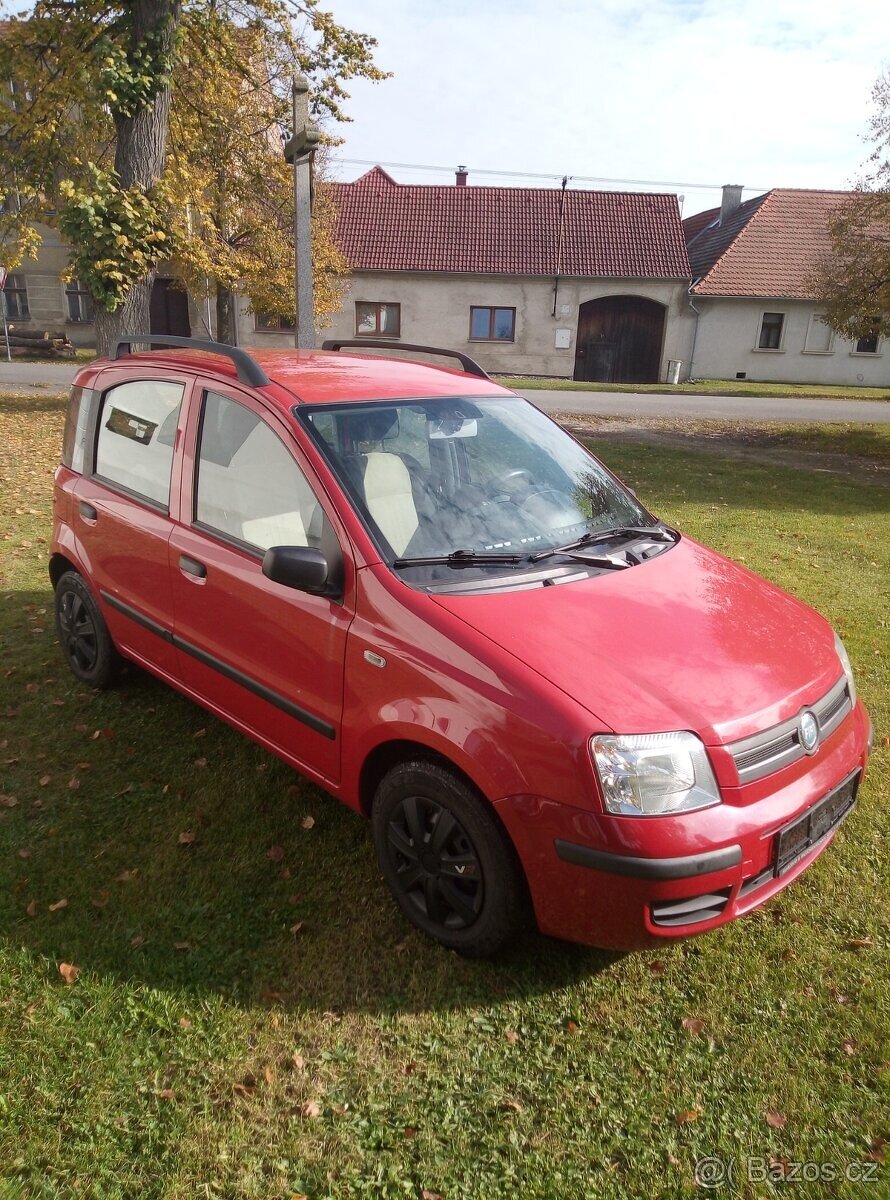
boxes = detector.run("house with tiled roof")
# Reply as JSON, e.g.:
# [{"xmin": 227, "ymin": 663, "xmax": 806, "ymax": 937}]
[
  {"xmin": 684, "ymin": 186, "xmax": 888, "ymax": 386},
  {"xmin": 304, "ymin": 166, "xmax": 695, "ymax": 382}
]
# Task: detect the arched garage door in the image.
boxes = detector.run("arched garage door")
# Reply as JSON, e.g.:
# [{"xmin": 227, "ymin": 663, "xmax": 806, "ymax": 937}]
[{"xmin": 574, "ymin": 295, "xmax": 666, "ymax": 384}]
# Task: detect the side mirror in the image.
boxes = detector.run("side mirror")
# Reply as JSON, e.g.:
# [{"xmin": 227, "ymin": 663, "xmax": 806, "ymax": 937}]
[{"xmin": 262, "ymin": 546, "xmax": 334, "ymax": 596}]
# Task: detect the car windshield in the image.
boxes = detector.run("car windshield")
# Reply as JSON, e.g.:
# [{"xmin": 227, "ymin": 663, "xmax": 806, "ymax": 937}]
[{"xmin": 299, "ymin": 395, "xmax": 654, "ymax": 576}]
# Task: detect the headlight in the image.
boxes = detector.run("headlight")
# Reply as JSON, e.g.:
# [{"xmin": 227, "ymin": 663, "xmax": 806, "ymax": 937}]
[
  {"xmin": 590, "ymin": 731, "xmax": 721, "ymax": 816},
  {"xmin": 834, "ymin": 633, "xmax": 857, "ymax": 707}
]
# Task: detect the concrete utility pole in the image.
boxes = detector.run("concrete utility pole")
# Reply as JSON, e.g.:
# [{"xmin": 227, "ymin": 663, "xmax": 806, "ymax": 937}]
[{"xmin": 285, "ymin": 75, "xmax": 321, "ymax": 350}]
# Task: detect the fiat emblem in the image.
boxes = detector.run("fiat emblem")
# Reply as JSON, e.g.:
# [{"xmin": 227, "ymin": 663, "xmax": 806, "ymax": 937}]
[{"xmin": 799, "ymin": 710, "xmax": 820, "ymax": 754}]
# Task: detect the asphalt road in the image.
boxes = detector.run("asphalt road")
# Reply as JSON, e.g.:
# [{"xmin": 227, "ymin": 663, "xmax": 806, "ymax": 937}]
[{"xmin": 2, "ymin": 361, "xmax": 889, "ymax": 424}]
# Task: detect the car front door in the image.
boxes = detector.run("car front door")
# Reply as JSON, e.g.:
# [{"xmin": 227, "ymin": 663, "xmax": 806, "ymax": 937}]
[
  {"xmin": 169, "ymin": 383, "xmax": 354, "ymax": 788},
  {"xmin": 72, "ymin": 367, "xmax": 193, "ymax": 680}
]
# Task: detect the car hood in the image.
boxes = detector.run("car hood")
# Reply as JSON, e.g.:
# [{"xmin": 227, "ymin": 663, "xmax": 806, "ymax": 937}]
[{"xmin": 429, "ymin": 537, "xmax": 841, "ymax": 744}]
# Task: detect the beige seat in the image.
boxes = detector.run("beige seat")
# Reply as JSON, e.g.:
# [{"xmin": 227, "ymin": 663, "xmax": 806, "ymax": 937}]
[{"xmin": 362, "ymin": 452, "xmax": 419, "ymax": 555}]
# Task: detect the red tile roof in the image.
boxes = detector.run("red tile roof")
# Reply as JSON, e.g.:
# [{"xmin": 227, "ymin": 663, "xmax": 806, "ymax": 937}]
[
  {"xmin": 331, "ymin": 167, "xmax": 690, "ymax": 279},
  {"xmin": 685, "ymin": 189, "xmax": 853, "ymax": 299}
]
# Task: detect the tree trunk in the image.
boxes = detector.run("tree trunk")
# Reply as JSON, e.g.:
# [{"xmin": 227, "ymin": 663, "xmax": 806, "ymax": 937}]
[
  {"xmin": 215, "ymin": 285, "xmax": 237, "ymax": 345},
  {"xmin": 94, "ymin": 1, "xmax": 183, "ymax": 354},
  {"xmin": 95, "ymin": 275, "xmax": 155, "ymax": 357}
]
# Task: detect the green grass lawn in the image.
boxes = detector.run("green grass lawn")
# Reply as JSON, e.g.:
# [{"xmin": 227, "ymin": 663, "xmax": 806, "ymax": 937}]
[
  {"xmin": 0, "ymin": 396, "xmax": 887, "ymax": 1198},
  {"xmin": 497, "ymin": 376, "xmax": 890, "ymax": 401}
]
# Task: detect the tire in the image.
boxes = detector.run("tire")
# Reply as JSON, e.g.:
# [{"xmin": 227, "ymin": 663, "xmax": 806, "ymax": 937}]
[
  {"xmin": 54, "ymin": 571, "xmax": 121, "ymax": 689},
  {"xmin": 372, "ymin": 759, "xmax": 526, "ymax": 958}
]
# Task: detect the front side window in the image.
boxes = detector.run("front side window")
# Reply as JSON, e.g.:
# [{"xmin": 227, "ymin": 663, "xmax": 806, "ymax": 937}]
[
  {"xmin": 196, "ymin": 391, "xmax": 330, "ymax": 553},
  {"xmin": 95, "ymin": 380, "xmax": 184, "ymax": 507},
  {"xmin": 65, "ymin": 278, "xmax": 94, "ymax": 323},
  {"xmin": 301, "ymin": 396, "xmax": 653, "ymax": 578},
  {"xmin": 470, "ymin": 306, "xmax": 515, "ymax": 341},
  {"xmin": 355, "ymin": 302, "xmax": 400, "ymax": 337},
  {"xmin": 3, "ymin": 273, "xmax": 29, "ymax": 320},
  {"xmin": 758, "ymin": 311, "xmax": 784, "ymax": 350}
]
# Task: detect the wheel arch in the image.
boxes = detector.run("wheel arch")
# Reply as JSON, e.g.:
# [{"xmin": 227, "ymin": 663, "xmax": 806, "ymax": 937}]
[{"xmin": 49, "ymin": 552, "xmax": 80, "ymax": 590}]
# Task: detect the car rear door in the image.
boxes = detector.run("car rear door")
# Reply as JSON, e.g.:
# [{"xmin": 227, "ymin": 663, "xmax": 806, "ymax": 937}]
[
  {"xmin": 169, "ymin": 380, "xmax": 355, "ymax": 788},
  {"xmin": 72, "ymin": 366, "xmax": 194, "ymax": 680}
]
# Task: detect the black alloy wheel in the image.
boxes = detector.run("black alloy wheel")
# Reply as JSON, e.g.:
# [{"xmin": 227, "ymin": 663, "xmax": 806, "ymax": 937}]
[
  {"xmin": 54, "ymin": 571, "xmax": 120, "ymax": 689},
  {"xmin": 372, "ymin": 760, "xmax": 526, "ymax": 957}
]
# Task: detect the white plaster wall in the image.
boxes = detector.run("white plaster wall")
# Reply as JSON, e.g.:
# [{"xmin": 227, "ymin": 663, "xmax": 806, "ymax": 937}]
[
  {"xmin": 691, "ymin": 298, "xmax": 890, "ymax": 386},
  {"xmin": 241, "ymin": 271, "xmax": 697, "ymax": 382}
]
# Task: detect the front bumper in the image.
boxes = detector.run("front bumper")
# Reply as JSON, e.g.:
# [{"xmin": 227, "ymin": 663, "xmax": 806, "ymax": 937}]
[{"xmin": 494, "ymin": 701, "xmax": 872, "ymax": 950}]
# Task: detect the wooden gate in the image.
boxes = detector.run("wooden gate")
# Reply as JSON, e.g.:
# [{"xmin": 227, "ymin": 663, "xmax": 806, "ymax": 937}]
[{"xmin": 574, "ymin": 296, "xmax": 666, "ymax": 384}]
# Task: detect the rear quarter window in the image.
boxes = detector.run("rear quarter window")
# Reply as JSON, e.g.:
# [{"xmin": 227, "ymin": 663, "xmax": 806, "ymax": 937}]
[{"xmin": 60, "ymin": 385, "xmax": 95, "ymax": 474}]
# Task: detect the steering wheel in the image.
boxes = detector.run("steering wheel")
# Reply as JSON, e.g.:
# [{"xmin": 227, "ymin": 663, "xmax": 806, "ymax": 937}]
[{"xmin": 486, "ymin": 468, "xmax": 534, "ymax": 497}]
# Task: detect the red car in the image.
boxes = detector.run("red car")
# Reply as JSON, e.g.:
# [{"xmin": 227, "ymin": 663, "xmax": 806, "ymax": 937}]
[{"xmin": 51, "ymin": 336, "xmax": 873, "ymax": 956}]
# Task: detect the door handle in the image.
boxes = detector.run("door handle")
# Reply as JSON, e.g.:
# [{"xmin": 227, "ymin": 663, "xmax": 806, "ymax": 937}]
[
  {"xmin": 78, "ymin": 501, "xmax": 98, "ymax": 521},
  {"xmin": 179, "ymin": 555, "xmax": 207, "ymax": 580}
]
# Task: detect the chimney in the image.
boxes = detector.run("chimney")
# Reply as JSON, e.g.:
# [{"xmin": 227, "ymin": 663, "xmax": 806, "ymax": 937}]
[
  {"xmin": 720, "ymin": 184, "xmax": 743, "ymax": 224},
  {"xmin": 455, "ymin": 164, "xmax": 468, "ymax": 187}
]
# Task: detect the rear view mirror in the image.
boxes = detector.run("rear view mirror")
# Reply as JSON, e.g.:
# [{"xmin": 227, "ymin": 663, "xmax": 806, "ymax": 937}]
[{"xmin": 262, "ymin": 546, "xmax": 334, "ymax": 596}]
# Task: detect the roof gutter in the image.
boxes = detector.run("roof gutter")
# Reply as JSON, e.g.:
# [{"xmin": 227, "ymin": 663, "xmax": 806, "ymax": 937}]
[{"xmin": 686, "ymin": 282, "xmax": 702, "ymax": 381}]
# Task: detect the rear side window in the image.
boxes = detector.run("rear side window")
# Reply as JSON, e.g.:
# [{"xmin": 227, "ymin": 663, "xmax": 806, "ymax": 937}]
[
  {"xmin": 95, "ymin": 380, "xmax": 184, "ymax": 507},
  {"xmin": 195, "ymin": 390, "xmax": 329, "ymax": 553},
  {"xmin": 60, "ymin": 385, "xmax": 95, "ymax": 474}
]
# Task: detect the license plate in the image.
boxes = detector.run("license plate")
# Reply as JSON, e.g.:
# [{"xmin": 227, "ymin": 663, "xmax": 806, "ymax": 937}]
[{"xmin": 775, "ymin": 771, "xmax": 859, "ymax": 876}]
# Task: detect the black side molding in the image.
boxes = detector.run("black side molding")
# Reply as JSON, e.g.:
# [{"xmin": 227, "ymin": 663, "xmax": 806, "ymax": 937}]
[{"xmin": 554, "ymin": 839, "xmax": 743, "ymax": 881}]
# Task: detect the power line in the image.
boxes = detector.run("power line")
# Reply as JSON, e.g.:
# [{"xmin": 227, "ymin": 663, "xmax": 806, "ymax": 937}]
[{"xmin": 334, "ymin": 157, "xmax": 769, "ymax": 193}]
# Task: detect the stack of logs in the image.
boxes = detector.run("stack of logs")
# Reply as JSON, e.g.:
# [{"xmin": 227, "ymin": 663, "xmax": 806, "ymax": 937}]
[{"xmin": 4, "ymin": 326, "xmax": 76, "ymax": 358}]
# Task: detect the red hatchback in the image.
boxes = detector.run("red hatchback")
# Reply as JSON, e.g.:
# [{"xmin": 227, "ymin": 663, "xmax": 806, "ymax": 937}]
[{"xmin": 51, "ymin": 336, "xmax": 873, "ymax": 956}]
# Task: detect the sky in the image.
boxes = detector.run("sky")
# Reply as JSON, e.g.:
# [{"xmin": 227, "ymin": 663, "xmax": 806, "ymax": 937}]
[{"xmin": 321, "ymin": 0, "xmax": 887, "ymax": 215}]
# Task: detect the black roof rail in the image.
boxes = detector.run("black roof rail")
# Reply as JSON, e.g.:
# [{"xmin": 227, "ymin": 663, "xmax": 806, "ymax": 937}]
[
  {"xmin": 113, "ymin": 334, "xmax": 270, "ymax": 387},
  {"xmin": 321, "ymin": 339, "xmax": 490, "ymax": 380}
]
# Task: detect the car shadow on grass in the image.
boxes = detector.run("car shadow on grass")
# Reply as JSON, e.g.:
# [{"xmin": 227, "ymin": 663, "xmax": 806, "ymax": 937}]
[{"xmin": 0, "ymin": 594, "xmax": 620, "ymax": 1017}]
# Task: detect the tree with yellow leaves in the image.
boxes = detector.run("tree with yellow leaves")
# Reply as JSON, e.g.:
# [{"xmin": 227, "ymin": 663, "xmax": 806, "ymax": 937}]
[{"xmin": 0, "ymin": 1, "xmax": 385, "ymax": 352}]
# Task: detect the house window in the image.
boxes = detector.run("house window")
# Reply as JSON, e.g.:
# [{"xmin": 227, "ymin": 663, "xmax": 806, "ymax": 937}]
[
  {"xmin": 65, "ymin": 278, "xmax": 94, "ymax": 323},
  {"xmin": 2, "ymin": 273, "xmax": 29, "ymax": 320},
  {"xmin": 757, "ymin": 312, "xmax": 784, "ymax": 350},
  {"xmin": 469, "ymin": 306, "xmax": 515, "ymax": 341},
  {"xmin": 355, "ymin": 302, "xmax": 400, "ymax": 337},
  {"xmin": 854, "ymin": 329, "xmax": 880, "ymax": 354},
  {"xmin": 803, "ymin": 313, "xmax": 833, "ymax": 353},
  {"xmin": 255, "ymin": 313, "xmax": 296, "ymax": 333}
]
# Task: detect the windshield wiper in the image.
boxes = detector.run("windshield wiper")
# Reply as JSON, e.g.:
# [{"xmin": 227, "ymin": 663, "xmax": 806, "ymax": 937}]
[
  {"xmin": 393, "ymin": 549, "xmax": 528, "ymax": 569},
  {"xmin": 529, "ymin": 525, "xmax": 674, "ymax": 563}
]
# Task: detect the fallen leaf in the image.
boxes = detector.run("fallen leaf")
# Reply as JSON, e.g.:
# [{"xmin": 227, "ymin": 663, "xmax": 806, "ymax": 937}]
[
  {"xmin": 178, "ymin": 831, "xmax": 196, "ymax": 845},
  {"xmin": 766, "ymin": 1111, "xmax": 787, "ymax": 1130},
  {"xmin": 31, "ymin": 799, "xmax": 43, "ymax": 809},
  {"xmin": 289, "ymin": 922, "xmax": 304, "ymax": 936},
  {"xmin": 292, "ymin": 1054, "xmax": 305, "ymax": 1071},
  {"xmin": 565, "ymin": 1020, "xmax": 579, "ymax": 1034},
  {"xmin": 193, "ymin": 757, "xmax": 207, "ymax": 768},
  {"xmin": 681, "ymin": 1017, "xmax": 706, "ymax": 1036},
  {"xmin": 157, "ymin": 1089, "xmax": 175, "ymax": 1100},
  {"xmin": 48, "ymin": 898, "xmax": 68, "ymax": 912},
  {"xmin": 842, "ymin": 1038, "xmax": 857, "ymax": 1056},
  {"xmin": 675, "ymin": 1109, "xmax": 700, "ymax": 1125},
  {"xmin": 193, "ymin": 728, "xmax": 206, "ymax": 738},
  {"xmin": 649, "ymin": 959, "xmax": 667, "ymax": 976},
  {"xmin": 17, "ymin": 849, "xmax": 31, "ymax": 859},
  {"xmin": 280, "ymin": 866, "xmax": 292, "ymax": 880},
  {"xmin": 173, "ymin": 941, "xmax": 192, "ymax": 951},
  {"xmin": 266, "ymin": 845, "xmax": 285, "ymax": 862},
  {"xmin": 91, "ymin": 889, "xmax": 110, "ymax": 908},
  {"xmin": 504, "ymin": 1030, "xmax": 520, "ymax": 1044},
  {"xmin": 264, "ymin": 1066, "xmax": 275, "ymax": 1085},
  {"xmin": 233, "ymin": 1082, "xmax": 256, "ymax": 1097},
  {"xmin": 847, "ymin": 937, "xmax": 873, "ymax": 949},
  {"xmin": 422, "ymin": 1191, "xmax": 444, "ymax": 1200},
  {"xmin": 500, "ymin": 1098, "xmax": 523, "ymax": 1112},
  {"xmin": 297, "ymin": 1100, "xmax": 321, "ymax": 1118},
  {"xmin": 404, "ymin": 1126, "xmax": 418, "ymax": 1138},
  {"xmin": 866, "ymin": 1137, "xmax": 886, "ymax": 1163},
  {"xmin": 0, "ymin": 794, "xmax": 17, "ymax": 807},
  {"xmin": 129, "ymin": 934, "xmax": 144, "ymax": 949},
  {"xmin": 38, "ymin": 775, "xmax": 51, "ymax": 786},
  {"xmin": 115, "ymin": 869, "xmax": 138, "ymax": 882},
  {"xmin": 179, "ymin": 1017, "xmax": 192, "ymax": 1030},
  {"xmin": 394, "ymin": 940, "xmax": 409, "ymax": 954},
  {"xmin": 25, "ymin": 899, "xmax": 36, "ymax": 917},
  {"xmin": 58, "ymin": 962, "xmax": 79, "ymax": 985},
  {"xmin": 301, "ymin": 815, "xmax": 315, "ymax": 830},
  {"xmin": 68, "ymin": 777, "xmax": 80, "ymax": 790}
]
